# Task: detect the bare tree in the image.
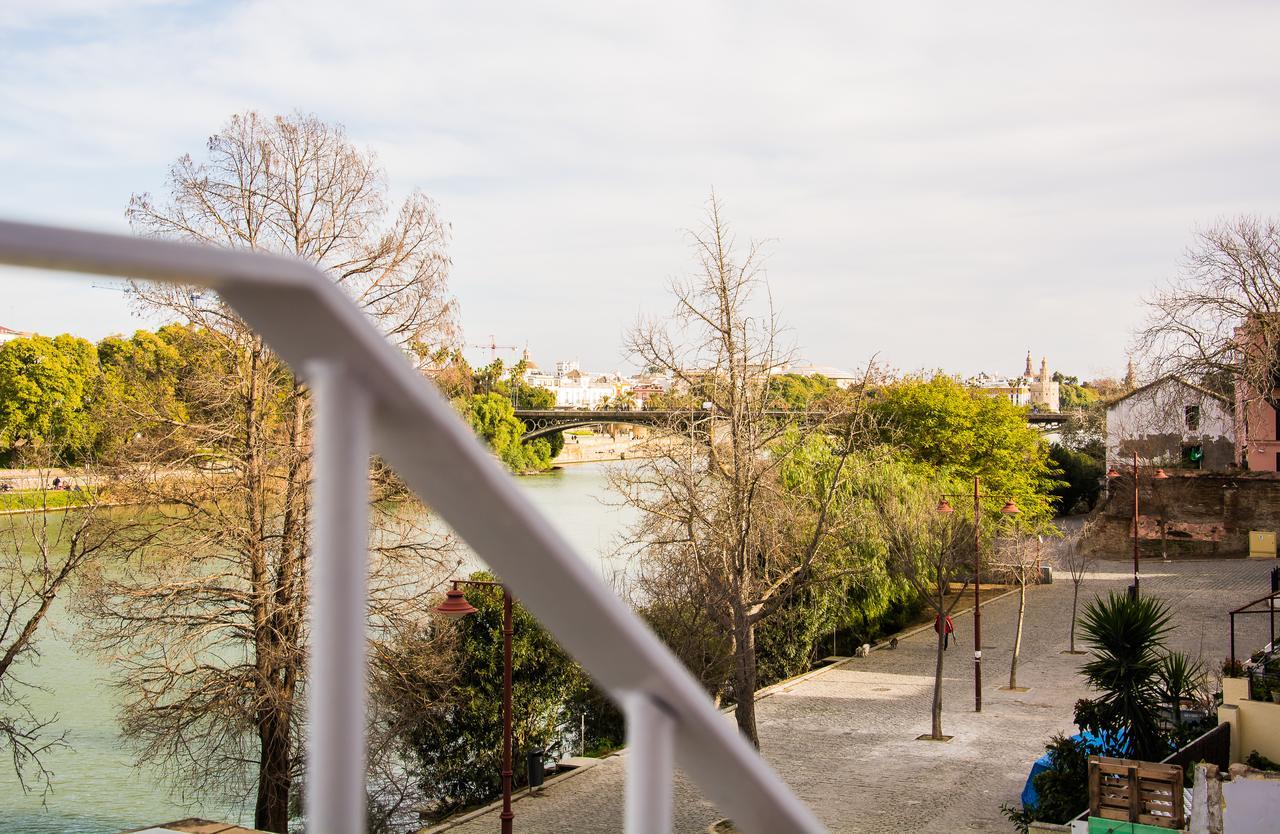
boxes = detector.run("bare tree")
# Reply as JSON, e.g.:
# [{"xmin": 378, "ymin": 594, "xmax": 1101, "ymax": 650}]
[
  {"xmin": 614, "ymin": 194, "xmax": 869, "ymax": 745},
  {"xmin": 991, "ymin": 528, "xmax": 1042, "ymax": 690},
  {"xmin": 876, "ymin": 488, "xmax": 974, "ymax": 741},
  {"xmin": 76, "ymin": 112, "xmax": 459, "ymax": 833},
  {"xmin": 0, "ymin": 464, "xmax": 129, "ymax": 793},
  {"xmin": 1060, "ymin": 524, "xmax": 1093, "ymax": 654},
  {"xmin": 1137, "ymin": 217, "xmax": 1280, "ymax": 420}
]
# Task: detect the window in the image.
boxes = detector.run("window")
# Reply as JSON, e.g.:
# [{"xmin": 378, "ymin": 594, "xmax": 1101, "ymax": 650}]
[
  {"xmin": 1185, "ymin": 405, "xmax": 1201, "ymax": 432},
  {"xmin": 1182, "ymin": 444, "xmax": 1203, "ymax": 470}
]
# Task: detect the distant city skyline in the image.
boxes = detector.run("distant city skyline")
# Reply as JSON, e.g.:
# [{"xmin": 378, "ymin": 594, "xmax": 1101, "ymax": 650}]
[{"xmin": 4, "ymin": 3, "xmax": 1280, "ymax": 382}]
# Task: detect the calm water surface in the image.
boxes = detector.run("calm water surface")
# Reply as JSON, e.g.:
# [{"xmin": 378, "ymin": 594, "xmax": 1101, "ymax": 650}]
[{"xmin": 2, "ymin": 461, "xmax": 634, "ymax": 834}]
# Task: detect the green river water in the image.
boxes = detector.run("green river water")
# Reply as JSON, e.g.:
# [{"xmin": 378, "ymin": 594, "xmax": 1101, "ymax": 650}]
[{"xmin": 1, "ymin": 461, "xmax": 635, "ymax": 834}]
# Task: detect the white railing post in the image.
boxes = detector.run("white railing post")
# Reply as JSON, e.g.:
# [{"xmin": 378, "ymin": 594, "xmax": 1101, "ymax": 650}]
[
  {"xmin": 625, "ymin": 693, "xmax": 676, "ymax": 834},
  {"xmin": 306, "ymin": 361, "xmax": 372, "ymax": 834}
]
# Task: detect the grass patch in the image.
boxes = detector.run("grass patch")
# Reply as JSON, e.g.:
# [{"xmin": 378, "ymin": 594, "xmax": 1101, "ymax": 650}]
[{"xmin": 0, "ymin": 488, "xmax": 96, "ymax": 512}]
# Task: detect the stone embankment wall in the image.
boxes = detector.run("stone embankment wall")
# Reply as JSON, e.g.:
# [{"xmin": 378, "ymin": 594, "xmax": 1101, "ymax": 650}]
[
  {"xmin": 554, "ymin": 431, "xmax": 651, "ymax": 464},
  {"xmin": 1083, "ymin": 470, "xmax": 1280, "ymax": 558}
]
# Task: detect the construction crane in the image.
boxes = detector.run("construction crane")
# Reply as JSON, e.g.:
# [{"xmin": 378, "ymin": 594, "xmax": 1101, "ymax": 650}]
[{"xmin": 470, "ymin": 334, "xmax": 519, "ymax": 362}]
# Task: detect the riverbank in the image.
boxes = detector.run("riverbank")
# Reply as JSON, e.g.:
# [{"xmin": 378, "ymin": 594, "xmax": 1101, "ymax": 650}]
[{"xmin": 552, "ymin": 431, "xmax": 673, "ymax": 465}]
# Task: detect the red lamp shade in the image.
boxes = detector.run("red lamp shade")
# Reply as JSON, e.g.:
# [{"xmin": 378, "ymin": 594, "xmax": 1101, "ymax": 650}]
[
  {"xmin": 434, "ymin": 587, "xmax": 478, "ymax": 619},
  {"xmin": 937, "ymin": 498, "xmax": 955, "ymax": 514},
  {"xmin": 1106, "ymin": 467, "xmax": 1121, "ymax": 479},
  {"xmin": 1153, "ymin": 468, "xmax": 1169, "ymax": 479},
  {"xmin": 1001, "ymin": 499, "xmax": 1020, "ymax": 515}
]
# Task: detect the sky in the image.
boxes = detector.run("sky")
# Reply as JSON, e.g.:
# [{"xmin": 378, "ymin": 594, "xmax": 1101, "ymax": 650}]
[{"xmin": 2, "ymin": 1, "xmax": 1278, "ymax": 380}]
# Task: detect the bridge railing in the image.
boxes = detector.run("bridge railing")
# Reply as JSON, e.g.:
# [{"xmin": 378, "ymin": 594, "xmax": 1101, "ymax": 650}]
[{"xmin": 0, "ymin": 219, "xmax": 826, "ymax": 834}]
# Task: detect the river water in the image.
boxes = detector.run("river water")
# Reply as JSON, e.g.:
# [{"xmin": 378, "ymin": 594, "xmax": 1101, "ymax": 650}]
[{"xmin": 1, "ymin": 461, "xmax": 635, "ymax": 834}]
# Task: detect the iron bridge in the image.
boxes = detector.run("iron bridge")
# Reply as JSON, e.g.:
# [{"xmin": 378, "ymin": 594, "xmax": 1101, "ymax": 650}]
[{"xmin": 514, "ymin": 408, "xmax": 1068, "ymax": 439}]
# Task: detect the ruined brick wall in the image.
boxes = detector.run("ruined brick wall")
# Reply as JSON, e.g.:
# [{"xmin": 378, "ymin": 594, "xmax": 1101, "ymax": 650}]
[{"xmin": 1082, "ymin": 470, "xmax": 1280, "ymax": 558}]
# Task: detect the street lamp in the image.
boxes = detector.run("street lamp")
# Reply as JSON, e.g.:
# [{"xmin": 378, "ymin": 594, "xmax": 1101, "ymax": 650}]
[
  {"xmin": 1107, "ymin": 452, "xmax": 1169, "ymax": 598},
  {"xmin": 936, "ymin": 478, "xmax": 1017, "ymax": 713},
  {"xmin": 434, "ymin": 580, "xmax": 516, "ymax": 834}
]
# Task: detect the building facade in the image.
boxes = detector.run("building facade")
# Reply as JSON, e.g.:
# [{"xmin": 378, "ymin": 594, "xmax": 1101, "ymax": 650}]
[
  {"xmin": 966, "ymin": 351, "xmax": 1060, "ymax": 411},
  {"xmin": 1105, "ymin": 376, "xmax": 1235, "ymax": 471}
]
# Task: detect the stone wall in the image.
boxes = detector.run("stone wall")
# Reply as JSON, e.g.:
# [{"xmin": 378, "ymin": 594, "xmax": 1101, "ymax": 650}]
[{"xmin": 1083, "ymin": 470, "xmax": 1280, "ymax": 558}]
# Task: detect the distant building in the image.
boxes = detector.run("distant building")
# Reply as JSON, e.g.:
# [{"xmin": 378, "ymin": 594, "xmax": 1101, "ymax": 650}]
[
  {"xmin": 966, "ymin": 351, "xmax": 1060, "ymax": 411},
  {"xmin": 0, "ymin": 325, "xmax": 33, "ymax": 343},
  {"xmin": 519, "ymin": 351, "xmax": 635, "ymax": 409},
  {"xmin": 1105, "ymin": 376, "xmax": 1235, "ymax": 471},
  {"xmin": 778, "ymin": 362, "xmax": 861, "ymax": 389}
]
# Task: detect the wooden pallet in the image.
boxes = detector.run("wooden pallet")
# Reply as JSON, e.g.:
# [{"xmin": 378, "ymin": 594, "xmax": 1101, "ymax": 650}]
[{"xmin": 1087, "ymin": 755, "xmax": 1184, "ymax": 829}]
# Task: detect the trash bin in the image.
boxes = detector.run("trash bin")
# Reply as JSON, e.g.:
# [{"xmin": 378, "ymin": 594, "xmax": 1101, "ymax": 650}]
[{"xmin": 526, "ymin": 750, "xmax": 546, "ymax": 788}]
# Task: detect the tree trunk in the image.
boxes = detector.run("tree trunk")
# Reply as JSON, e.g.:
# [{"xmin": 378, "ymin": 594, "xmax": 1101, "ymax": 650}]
[
  {"xmin": 731, "ymin": 607, "xmax": 760, "ymax": 747},
  {"xmin": 1069, "ymin": 582, "xmax": 1079, "ymax": 653},
  {"xmin": 1009, "ymin": 580, "xmax": 1026, "ymax": 689},
  {"xmin": 931, "ymin": 621, "xmax": 946, "ymax": 739},
  {"xmin": 255, "ymin": 701, "xmax": 292, "ymax": 833}
]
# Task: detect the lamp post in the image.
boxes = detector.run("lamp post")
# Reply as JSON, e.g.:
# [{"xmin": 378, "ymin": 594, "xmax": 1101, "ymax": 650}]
[
  {"xmin": 1107, "ymin": 451, "xmax": 1168, "ymax": 598},
  {"xmin": 937, "ymin": 477, "xmax": 1019, "ymax": 713},
  {"xmin": 435, "ymin": 580, "xmax": 515, "ymax": 834}
]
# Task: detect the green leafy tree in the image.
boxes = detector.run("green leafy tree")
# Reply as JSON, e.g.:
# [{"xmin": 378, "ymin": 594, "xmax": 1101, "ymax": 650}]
[
  {"xmin": 754, "ymin": 443, "xmax": 922, "ymax": 684},
  {"xmin": 767, "ymin": 373, "xmax": 838, "ymax": 410},
  {"xmin": 1048, "ymin": 443, "xmax": 1104, "ymax": 515},
  {"xmin": 0, "ymin": 335, "xmax": 100, "ymax": 463},
  {"xmin": 1055, "ymin": 375, "xmax": 1100, "ymax": 412},
  {"xmin": 404, "ymin": 573, "xmax": 588, "ymax": 820},
  {"xmin": 640, "ymin": 389, "xmax": 698, "ymax": 411},
  {"xmin": 473, "ymin": 358, "xmax": 505, "ymax": 395},
  {"xmin": 460, "ymin": 393, "xmax": 554, "ymax": 472},
  {"xmin": 1075, "ymin": 591, "xmax": 1174, "ymax": 761},
  {"xmin": 92, "ymin": 329, "xmax": 189, "ymax": 460},
  {"xmin": 869, "ymin": 374, "xmax": 1061, "ymax": 531}
]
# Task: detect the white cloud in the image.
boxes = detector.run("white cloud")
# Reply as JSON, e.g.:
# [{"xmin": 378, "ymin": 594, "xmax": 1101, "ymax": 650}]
[{"xmin": 2, "ymin": 1, "xmax": 1279, "ymax": 377}]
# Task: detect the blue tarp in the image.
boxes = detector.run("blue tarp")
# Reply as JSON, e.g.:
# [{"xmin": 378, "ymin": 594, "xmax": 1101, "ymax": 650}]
[{"xmin": 1021, "ymin": 730, "xmax": 1127, "ymax": 809}]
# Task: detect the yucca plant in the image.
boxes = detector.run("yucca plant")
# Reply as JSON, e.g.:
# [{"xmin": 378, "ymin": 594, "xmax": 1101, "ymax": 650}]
[
  {"xmin": 1156, "ymin": 650, "xmax": 1206, "ymax": 733},
  {"xmin": 1075, "ymin": 591, "xmax": 1174, "ymax": 761}
]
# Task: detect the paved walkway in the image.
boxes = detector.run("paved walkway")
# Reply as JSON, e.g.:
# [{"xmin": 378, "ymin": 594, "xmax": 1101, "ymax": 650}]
[{"xmin": 429, "ymin": 558, "xmax": 1276, "ymax": 834}]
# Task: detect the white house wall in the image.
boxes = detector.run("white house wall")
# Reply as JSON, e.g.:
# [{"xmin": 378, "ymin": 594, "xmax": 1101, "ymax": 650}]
[{"xmin": 1105, "ymin": 380, "xmax": 1235, "ymax": 470}]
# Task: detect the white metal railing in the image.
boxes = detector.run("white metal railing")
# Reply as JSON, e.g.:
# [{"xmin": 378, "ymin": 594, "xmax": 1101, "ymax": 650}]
[{"xmin": 0, "ymin": 220, "xmax": 826, "ymax": 834}]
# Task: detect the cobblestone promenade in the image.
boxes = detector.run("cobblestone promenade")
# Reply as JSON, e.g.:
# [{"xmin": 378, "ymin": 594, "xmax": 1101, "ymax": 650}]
[{"xmin": 428, "ymin": 558, "xmax": 1275, "ymax": 834}]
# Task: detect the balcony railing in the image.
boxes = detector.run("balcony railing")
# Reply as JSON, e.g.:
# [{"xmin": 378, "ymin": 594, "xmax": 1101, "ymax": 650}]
[{"xmin": 0, "ymin": 219, "xmax": 825, "ymax": 834}]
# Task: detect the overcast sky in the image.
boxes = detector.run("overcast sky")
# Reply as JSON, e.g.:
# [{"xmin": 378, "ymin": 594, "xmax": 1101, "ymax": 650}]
[{"xmin": 2, "ymin": 1, "xmax": 1278, "ymax": 379}]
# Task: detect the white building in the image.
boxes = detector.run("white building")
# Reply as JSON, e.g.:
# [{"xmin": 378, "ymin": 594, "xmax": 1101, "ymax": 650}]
[
  {"xmin": 519, "ymin": 351, "xmax": 637, "ymax": 409},
  {"xmin": 0, "ymin": 325, "xmax": 32, "ymax": 344},
  {"xmin": 1105, "ymin": 376, "xmax": 1235, "ymax": 471},
  {"xmin": 966, "ymin": 351, "xmax": 1061, "ymax": 411},
  {"xmin": 553, "ymin": 368, "xmax": 623, "ymax": 409}
]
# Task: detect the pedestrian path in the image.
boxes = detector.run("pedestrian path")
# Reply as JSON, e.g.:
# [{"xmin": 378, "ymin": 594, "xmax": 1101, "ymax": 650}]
[{"xmin": 428, "ymin": 559, "xmax": 1275, "ymax": 833}]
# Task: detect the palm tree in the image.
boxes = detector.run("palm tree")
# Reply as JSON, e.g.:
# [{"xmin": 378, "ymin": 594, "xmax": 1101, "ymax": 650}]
[{"xmin": 1076, "ymin": 591, "xmax": 1174, "ymax": 761}]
